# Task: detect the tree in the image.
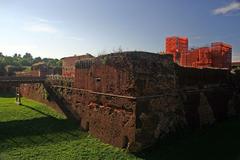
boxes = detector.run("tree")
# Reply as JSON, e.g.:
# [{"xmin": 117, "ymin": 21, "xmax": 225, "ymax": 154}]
[
  {"xmin": 33, "ymin": 57, "xmax": 42, "ymax": 64},
  {"xmin": 22, "ymin": 53, "xmax": 33, "ymax": 66},
  {"xmin": 0, "ymin": 53, "xmax": 61, "ymax": 76}
]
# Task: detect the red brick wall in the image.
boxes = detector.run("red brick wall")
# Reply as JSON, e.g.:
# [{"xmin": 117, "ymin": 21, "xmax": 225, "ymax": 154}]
[
  {"xmin": 165, "ymin": 36, "xmax": 188, "ymax": 63},
  {"xmin": 75, "ymin": 65, "xmax": 130, "ymax": 95},
  {"xmin": 72, "ymin": 91, "xmax": 136, "ymax": 149},
  {"xmin": 20, "ymin": 82, "xmax": 136, "ymax": 150},
  {"xmin": 181, "ymin": 47, "xmax": 212, "ymax": 68},
  {"xmin": 16, "ymin": 70, "xmax": 40, "ymax": 77},
  {"xmin": 62, "ymin": 54, "xmax": 94, "ymax": 78},
  {"xmin": 165, "ymin": 37, "xmax": 232, "ymax": 69},
  {"xmin": 20, "ymin": 84, "xmax": 64, "ymax": 114},
  {"xmin": 62, "ymin": 56, "xmax": 80, "ymax": 78},
  {"xmin": 75, "ymin": 52, "xmax": 175, "ymax": 97},
  {"xmin": 211, "ymin": 42, "xmax": 232, "ymax": 69},
  {"xmin": 19, "ymin": 52, "xmax": 237, "ymax": 152}
]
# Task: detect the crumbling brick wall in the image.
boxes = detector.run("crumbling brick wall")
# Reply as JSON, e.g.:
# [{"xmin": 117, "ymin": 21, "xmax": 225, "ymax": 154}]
[
  {"xmin": 75, "ymin": 52, "xmax": 174, "ymax": 96},
  {"xmin": 73, "ymin": 52, "xmax": 177, "ymax": 151},
  {"xmin": 20, "ymin": 83, "xmax": 64, "ymax": 114},
  {"xmin": 62, "ymin": 54, "xmax": 94, "ymax": 78},
  {"xmin": 72, "ymin": 91, "xmax": 136, "ymax": 149},
  {"xmin": 134, "ymin": 93, "xmax": 186, "ymax": 150},
  {"xmin": 19, "ymin": 51, "xmax": 240, "ymax": 152}
]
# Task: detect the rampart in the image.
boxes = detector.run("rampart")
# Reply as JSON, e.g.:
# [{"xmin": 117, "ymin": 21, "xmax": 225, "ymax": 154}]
[{"xmin": 19, "ymin": 51, "xmax": 240, "ymax": 152}]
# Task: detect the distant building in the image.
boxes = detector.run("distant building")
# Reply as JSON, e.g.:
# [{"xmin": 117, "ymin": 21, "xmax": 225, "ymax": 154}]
[
  {"xmin": 165, "ymin": 36, "xmax": 232, "ymax": 69},
  {"xmin": 165, "ymin": 36, "xmax": 188, "ymax": 64},
  {"xmin": 31, "ymin": 62, "xmax": 48, "ymax": 77},
  {"xmin": 16, "ymin": 62, "xmax": 48, "ymax": 77},
  {"xmin": 61, "ymin": 54, "xmax": 94, "ymax": 78},
  {"xmin": 5, "ymin": 65, "xmax": 25, "ymax": 76}
]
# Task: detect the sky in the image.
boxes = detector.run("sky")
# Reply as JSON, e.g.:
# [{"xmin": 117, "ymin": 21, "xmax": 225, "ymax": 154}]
[{"xmin": 0, "ymin": 0, "xmax": 239, "ymax": 61}]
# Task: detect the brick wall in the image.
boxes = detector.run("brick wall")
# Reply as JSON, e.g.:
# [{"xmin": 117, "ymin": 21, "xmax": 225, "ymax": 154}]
[
  {"xmin": 20, "ymin": 51, "xmax": 239, "ymax": 152},
  {"xmin": 62, "ymin": 54, "xmax": 94, "ymax": 78},
  {"xmin": 165, "ymin": 37, "xmax": 232, "ymax": 69},
  {"xmin": 75, "ymin": 52, "xmax": 174, "ymax": 96}
]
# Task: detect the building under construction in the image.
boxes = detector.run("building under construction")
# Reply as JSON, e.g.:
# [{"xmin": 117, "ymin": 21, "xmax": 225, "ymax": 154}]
[{"xmin": 165, "ymin": 36, "xmax": 232, "ymax": 69}]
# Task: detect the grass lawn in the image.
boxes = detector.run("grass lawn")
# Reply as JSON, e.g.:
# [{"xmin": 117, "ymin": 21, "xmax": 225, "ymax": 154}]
[
  {"xmin": 0, "ymin": 97, "xmax": 140, "ymax": 160},
  {"xmin": 1, "ymin": 96, "xmax": 240, "ymax": 160}
]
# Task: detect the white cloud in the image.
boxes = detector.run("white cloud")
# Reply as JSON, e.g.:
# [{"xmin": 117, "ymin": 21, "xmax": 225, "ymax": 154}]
[
  {"xmin": 31, "ymin": 17, "xmax": 63, "ymax": 23},
  {"xmin": 67, "ymin": 36, "xmax": 84, "ymax": 41},
  {"xmin": 24, "ymin": 23, "xmax": 58, "ymax": 33},
  {"xmin": 213, "ymin": 1, "xmax": 240, "ymax": 15},
  {"xmin": 35, "ymin": 18, "xmax": 50, "ymax": 23},
  {"xmin": 23, "ymin": 18, "xmax": 59, "ymax": 34}
]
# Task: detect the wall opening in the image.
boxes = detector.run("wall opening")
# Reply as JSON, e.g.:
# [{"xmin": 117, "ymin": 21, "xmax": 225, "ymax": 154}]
[
  {"xmin": 122, "ymin": 136, "xmax": 129, "ymax": 149},
  {"xmin": 85, "ymin": 121, "xmax": 89, "ymax": 131},
  {"xmin": 95, "ymin": 77, "xmax": 101, "ymax": 82},
  {"xmin": 78, "ymin": 118, "xmax": 82, "ymax": 128}
]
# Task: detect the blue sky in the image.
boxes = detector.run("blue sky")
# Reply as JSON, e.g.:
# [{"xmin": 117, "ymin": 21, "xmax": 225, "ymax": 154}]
[{"xmin": 0, "ymin": 0, "xmax": 239, "ymax": 61}]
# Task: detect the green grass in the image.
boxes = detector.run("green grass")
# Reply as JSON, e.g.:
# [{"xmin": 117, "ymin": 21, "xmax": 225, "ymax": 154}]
[
  {"xmin": 0, "ymin": 97, "xmax": 140, "ymax": 160},
  {"xmin": 1, "ymin": 96, "xmax": 240, "ymax": 160}
]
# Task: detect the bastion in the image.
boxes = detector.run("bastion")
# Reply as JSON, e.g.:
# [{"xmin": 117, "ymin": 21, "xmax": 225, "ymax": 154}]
[{"xmin": 20, "ymin": 51, "xmax": 239, "ymax": 152}]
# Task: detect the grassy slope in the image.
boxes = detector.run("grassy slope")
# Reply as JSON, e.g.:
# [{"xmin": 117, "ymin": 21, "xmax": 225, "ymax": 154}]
[
  {"xmin": 1, "ymin": 97, "xmax": 240, "ymax": 160},
  {"xmin": 0, "ymin": 97, "xmax": 140, "ymax": 160}
]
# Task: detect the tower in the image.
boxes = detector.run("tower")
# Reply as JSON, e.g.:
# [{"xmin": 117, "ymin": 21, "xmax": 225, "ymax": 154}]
[{"xmin": 165, "ymin": 36, "xmax": 188, "ymax": 64}]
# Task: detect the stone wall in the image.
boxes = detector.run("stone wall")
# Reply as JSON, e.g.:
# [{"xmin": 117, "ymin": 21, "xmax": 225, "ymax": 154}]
[
  {"xmin": 19, "ymin": 51, "xmax": 240, "ymax": 152},
  {"xmin": 175, "ymin": 66, "xmax": 231, "ymax": 87},
  {"xmin": 75, "ymin": 52, "xmax": 174, "ymax": 96},
  {"xmin": 20, "ymin": 83, "xmax": 63, "ymax": 114},
  {"xmin": 21, "ymin": 79, "xmax": 136, "ymax": 150},
  {"xmin": 72, "ymin": 91, "xmax": 136, "ymax": 149},
  {"xmin": 135, "ymin": 93, "xmax": 186, "ymax": 150}
]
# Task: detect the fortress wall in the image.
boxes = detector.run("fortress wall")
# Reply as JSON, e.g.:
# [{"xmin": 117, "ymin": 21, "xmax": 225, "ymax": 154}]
[
  {"xmin": 18, "ymin": 52, "xmax": 240, "ymax": 152},
  {"xmin": 20, "ymin": 82, "xmax": 136, "ymax": 150},
  {"xmin": 20, "ymin": 83, "xmax": 63, "ymax": 114}
]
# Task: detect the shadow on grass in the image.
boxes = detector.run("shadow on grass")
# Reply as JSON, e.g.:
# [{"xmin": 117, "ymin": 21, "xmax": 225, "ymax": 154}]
[
  {"xmin": 21, "ymin": 104, "xmax": 54, "ymax": 118},
  {"xmin": 137, "ymin": 118, "xmax": 240, "ymax": 160},
  {"xmin": 0, "ymin": 92, "xmax": 15, "ymax": 98},
  {"xmin": 0, "ymin": 116, "xmax": 84, "ymax": 151}
]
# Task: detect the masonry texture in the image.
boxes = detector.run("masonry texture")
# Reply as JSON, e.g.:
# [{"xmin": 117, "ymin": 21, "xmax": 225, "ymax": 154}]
[
  {"xmin": 165, "ymin": 36, "xmax": 232, "ymax": 69},
  {"xmin": 61, "ymin": 54, "xmax": 94, "ymax": 78},
  {"xmin": 19, "ymin": 51, "xmax": 240, "ymax": 152}
]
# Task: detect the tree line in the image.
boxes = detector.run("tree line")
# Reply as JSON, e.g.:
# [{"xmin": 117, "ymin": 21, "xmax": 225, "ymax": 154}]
[{"xmin": 0, "ymin": 52, "xmax": 62, "ymax": 76}]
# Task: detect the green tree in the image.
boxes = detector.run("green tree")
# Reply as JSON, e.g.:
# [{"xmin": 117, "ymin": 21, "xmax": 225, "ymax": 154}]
[
  {"xmin": 33, "ymin": 57, "xmax": 42, "ymax": 64},
  {"xmin": 22, "ymin": 53, "xmax": 33, "ymax": 66},
  {"xmin": 0, "ymin": 52, "xmax": 61, "ymax": 76}
]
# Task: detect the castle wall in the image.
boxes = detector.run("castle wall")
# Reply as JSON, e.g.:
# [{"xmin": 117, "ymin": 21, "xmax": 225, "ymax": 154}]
[
  {"xmin": 72, "ymin": 91, "xmax": 136, "ymax": 149},
  {"xmin": 18, "ymin": 52, "xmax": 239, "ymax": 152},
  {"xmin": 20, "ymin": 83, "xmax": 63, "ymax": 114},
  {"xmin": 75, "ymin": 65, "xmax": 131, "ymax": 96},
  {"xmin": 20, "ymin": 82, "xmax": 136, "ymax": 150}
]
